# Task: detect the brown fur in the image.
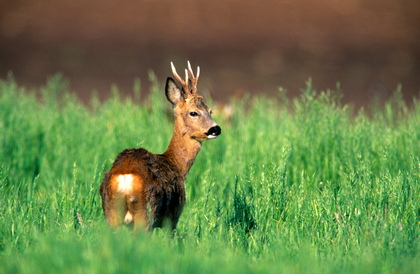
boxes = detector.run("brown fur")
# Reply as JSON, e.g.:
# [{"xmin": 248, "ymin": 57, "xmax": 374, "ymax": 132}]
[
  {"xmin": 99, "ymin": 148, "xmax": 185, "ymax": 230},
  {"xmin": 99, "ymin": 62, "xmax": 221, "ymax": 231}
]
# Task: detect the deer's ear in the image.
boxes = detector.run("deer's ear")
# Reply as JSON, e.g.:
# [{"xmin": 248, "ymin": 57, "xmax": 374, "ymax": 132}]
[{"xmin": 165, "ymin": 77, "xmax": 185, "ymax": 105}]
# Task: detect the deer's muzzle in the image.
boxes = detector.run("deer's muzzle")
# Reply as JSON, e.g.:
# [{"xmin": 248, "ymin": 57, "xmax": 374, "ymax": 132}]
[{"xmin": 206, "ymin": 125, "xmax": 221, "ymax": 139}]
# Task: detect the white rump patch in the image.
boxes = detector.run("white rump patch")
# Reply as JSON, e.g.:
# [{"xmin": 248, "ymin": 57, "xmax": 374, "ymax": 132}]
[{"xmin": 116, "ymin": 174, "xmax": 134, "ymax": 194}]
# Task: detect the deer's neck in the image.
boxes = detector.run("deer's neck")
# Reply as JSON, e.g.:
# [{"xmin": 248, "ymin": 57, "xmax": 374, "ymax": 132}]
[{"xmin": 163, "ymin": 121, "xmax": 202, "ymax": 178}]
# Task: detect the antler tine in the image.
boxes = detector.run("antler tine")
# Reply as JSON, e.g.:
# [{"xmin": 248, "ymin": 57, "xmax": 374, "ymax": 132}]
[
  {"xmin": 187, "ymin": 61, "xmax": 195, "ymax": 79},
  {"xmin": 187, "ymin": 61, "xmax": 200, "ymax": 79},
  {"xmin": 171, "ymin": 62, "xmax": 190, "ymax": 92},
  {"xmin": 171, "ymin": 62, "xmax": 184, "ymax": 84},
  {"xmin": 184, "ymin": 69, "xmax": 189, "ymax": 88},
  {"xmin": 187, "ymin": 61, "xmax": 200, "ymax": 94}
]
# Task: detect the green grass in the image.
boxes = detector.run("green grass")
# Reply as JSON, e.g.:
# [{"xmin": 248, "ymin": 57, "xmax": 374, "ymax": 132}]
[{"xmin": 0, "ymin": 74, "xmax": 419, "ymax": 273}]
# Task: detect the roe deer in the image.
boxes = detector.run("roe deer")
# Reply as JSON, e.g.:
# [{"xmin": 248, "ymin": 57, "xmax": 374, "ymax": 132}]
[{"xmin": 99, "ymin": 61, "xmax": 221, "ymax": 231}]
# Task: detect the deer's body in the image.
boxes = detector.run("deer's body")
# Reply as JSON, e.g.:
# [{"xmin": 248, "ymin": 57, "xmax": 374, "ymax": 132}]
[{"xmin": 99, "ymin": 62, "xmax": 221, "ymax": 231}]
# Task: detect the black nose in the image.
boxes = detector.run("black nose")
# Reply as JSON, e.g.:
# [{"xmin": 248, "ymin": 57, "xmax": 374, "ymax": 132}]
[{"xmin": 207, "ymin": 125, "xmax": 221, "ymax": 137}]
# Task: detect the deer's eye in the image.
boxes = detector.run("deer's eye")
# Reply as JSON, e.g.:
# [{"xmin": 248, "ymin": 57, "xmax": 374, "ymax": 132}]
[
  {"xmin": 189, "ymin": 112, "xmax": 199, "ymax": 117},
  {"xmin": 209, "ymin": 110, "xmax": 213, "ymax": 116}
]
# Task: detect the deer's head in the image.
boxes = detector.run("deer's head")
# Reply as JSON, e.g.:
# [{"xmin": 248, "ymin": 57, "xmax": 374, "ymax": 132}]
[{"xmin": 165, "ymin": 61, "xmax": 221, "ymax": 142}]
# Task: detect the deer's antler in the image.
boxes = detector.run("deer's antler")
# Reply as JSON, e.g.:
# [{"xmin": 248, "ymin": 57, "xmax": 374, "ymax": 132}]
[
  {"xmin": 171, "ymin": 61, "xmax": 200, "ymax": 95},
  {"xmin": 187, "ymin": 61, "xmax": 200, "ymax": 94}
]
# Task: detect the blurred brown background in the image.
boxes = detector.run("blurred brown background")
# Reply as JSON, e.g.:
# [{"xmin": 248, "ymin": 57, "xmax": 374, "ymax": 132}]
[{"xmin": 1, "ymin": 0, "xmax": 419, "ymax": 107}]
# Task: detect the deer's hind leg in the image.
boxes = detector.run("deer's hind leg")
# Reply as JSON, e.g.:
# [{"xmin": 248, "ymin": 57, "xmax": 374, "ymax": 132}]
[
  {"xmin": 101, "ymin": 192, "xmax": 126, "ymax": 227},
  {"xmin": 126, "ymin": 175, "xmax": 149, "ymax": 232},
  {"xmin": 100, "ymin": 174, "xmax": 124, "ymax": 227},
  {"xmin": 126, "ymin": 196, "xmax": 148, "ymax": 232}
]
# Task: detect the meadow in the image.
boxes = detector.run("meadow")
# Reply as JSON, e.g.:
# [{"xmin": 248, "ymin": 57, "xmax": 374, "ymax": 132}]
[{"xmin": 0, "ymin": 73, "xmax": 419, "ymax": 273}]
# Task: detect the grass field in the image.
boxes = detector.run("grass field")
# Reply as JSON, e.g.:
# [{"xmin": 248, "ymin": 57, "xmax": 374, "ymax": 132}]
[{"xmin": 0, "ymin": 74, "xmax": 419, "ymax": 273}]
